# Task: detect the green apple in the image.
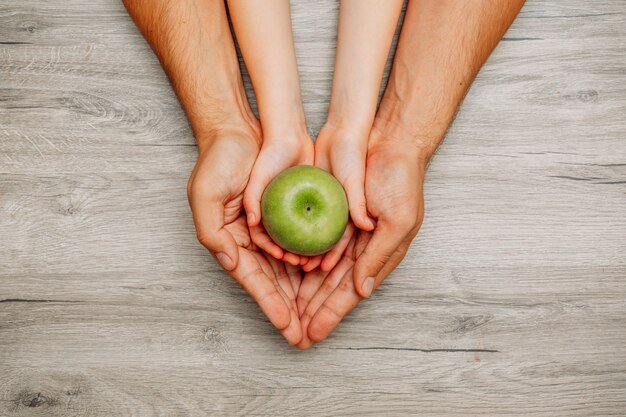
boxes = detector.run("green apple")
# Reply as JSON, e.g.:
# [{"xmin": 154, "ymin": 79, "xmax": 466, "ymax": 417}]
[{"xmin": 261, "ymin": 165, "xmax": 349, "ymax": 256}]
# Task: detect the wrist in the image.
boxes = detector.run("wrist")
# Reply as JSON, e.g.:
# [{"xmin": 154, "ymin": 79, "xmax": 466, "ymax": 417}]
[
  {"xmin": 259, "ymin": 113, "xmax": 311, "ymax": 146},
  {"xmin": 322, "ymin": 105, "xmax": 377, "ymax": 146},
  {"xmin": 370, "ymin": 112, "xmax": 443, "ymax": 164},
  {"xmin": 256, "ymin": 87, "xmax": 309, "ymax": 141},
  {"xmin": 374, "ymin": 90, "xmax": 451, "ymax": 163},
  {"xmin": 324, "ymin": 114, "xmax": 372, "ymax": 140},
  {"xmin": 325, "ymin": 96, "xmax": 378, "ymax": 139},
  {"xmin": 316, "ymin": 124, "xmax": 368, "ymax": 152},
  {"xmin": 373, "ymin": 64, "xmax": 462, "ymax": 161},
  {"xmin": 185, "ymin": 70, "xmax": 261, "ymax": 150},
  {"xmin": 195, "ymin": 117, "xmax": 261, "ymax": 154}
]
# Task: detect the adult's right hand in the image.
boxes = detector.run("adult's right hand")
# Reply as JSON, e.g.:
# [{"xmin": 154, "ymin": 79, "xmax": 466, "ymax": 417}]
[{"xmin": 187, "ymin": 125, "xmax": 302, "ymax": 346}]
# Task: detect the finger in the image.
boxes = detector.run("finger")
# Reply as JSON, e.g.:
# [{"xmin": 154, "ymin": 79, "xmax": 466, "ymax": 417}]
[
  {"xmin": 285, "ymin": 263, "xmax": 302, "ymax": 297},
  {"xmin": 254, "ymin": 250, "xmax": 275, "ymax": 279},
  {"xmin": 296, "ymin": 258, "xmax": 353, "ymax": 350},
  {"xmin": 266, "ymin": 255, "xmax": 296, "ymax": 301},
  {"xmin": 352, "ymin": 219, "xmax": 413, "ymax": 298},
  {"xmin": 320, "ymin": 221, "xmax": 355, "ymax": 272},
  {"xmin": 231, "ymin": 248, "xmax": 291, "ymax": 330},
  {"xmin": 296, "ymin": 268, "xmax": 328, "ymax": 318},
  {"xmin": 243, "ymin": 150, "xmax": 284, "ymax": 227},
  {"xmin": 353, "ymin": 229, "xmax": 371, "ymax": 259},
  {"xmin": 253, "ymin": 252, "xmax": 302, "ymax": 345},
  {"xmin": 308, "ymin": 237, "xmax": 412, "ymax": 343},
  {"xmin": 282, "ymin": 252, "xmax": 301, "ymax": 266},
  {"xmin": 295, "ymin": 308, "xmax": 315, "ymax": 350},
  {"xmin": 189, "ymin": 192, "xmax": 239, "ymax": 271},
  {"xmin": 300, "ymin": 257, "xmax": 354, "ymax": 325},
  {"xmin": 249, "ymin": 224, "xmax": 284, "ymax": 259},
  {"xmin": 254, "ymin": 252, "xmax": 296, "ymax": 310},
  {"xmin": 282, "ymin": 307, "xmax": 303, "ymax": 346},
  {"xmin": 344, "ymin": 175, "xmax": 375, "ymax": 232},
  {"xmin": 249, "ymin": 219, "xmax": 305, "ymax": 267},
  {"xmin": 302, "ymin": 255, "xmax": 323, "ymax": 272},
  {"xmin": 307, "ymin": 271, "xmax": 361, "ymax": 343},
  {"xmin": 377, "ymin": 237, "xmax": 413, "ymax": 281},
  {"xmin": 295, "ymin": 268, "xmax": 334, "ymax": 350}
]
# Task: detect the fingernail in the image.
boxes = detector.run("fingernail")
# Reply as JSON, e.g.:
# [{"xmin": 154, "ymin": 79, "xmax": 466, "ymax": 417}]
[
  {"xmin": 361, "ymin": 277, "xmax": 376, "ymax": 298},
  {"xmin": 247, "ymin": 212, "xmax": 256, "ymax": 226},
  {"xmin": 366, "ymin": 218, "xmax": 376, "ymax": 230},
  {"xmin": 216, "ymin": 252, "xmax": 235, "ymax": 271}
]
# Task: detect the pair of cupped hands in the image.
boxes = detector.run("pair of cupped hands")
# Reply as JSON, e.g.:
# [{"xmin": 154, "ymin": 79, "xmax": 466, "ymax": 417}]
[{"xmin": 187, "ymin": 113, "xmax": 426, "ymax": 349}]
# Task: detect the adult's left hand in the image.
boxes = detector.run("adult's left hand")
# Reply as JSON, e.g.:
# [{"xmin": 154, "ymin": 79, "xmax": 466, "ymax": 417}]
[{"xmin": 296, "ymin": 124, "xmax": 428, "ymax": 348}]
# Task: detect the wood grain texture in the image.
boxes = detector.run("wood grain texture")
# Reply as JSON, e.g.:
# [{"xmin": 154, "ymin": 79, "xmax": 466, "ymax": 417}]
[{"xmin": 1, "ymin": 0, "xmax": 625, "ymax": 415}]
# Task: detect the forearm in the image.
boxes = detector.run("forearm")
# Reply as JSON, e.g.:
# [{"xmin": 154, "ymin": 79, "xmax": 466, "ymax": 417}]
[
  {"xmin": 376, "ymin": 0, "xmax": 525, "ymax": 159},
  {"xmin": 226, "ymin": 0, "xmax": 307, "ymax": 139},
  {"xmin": 123, "ymin": 0, "xmax": 255, "ymax": 147},
  {"xmin": 327, "ymin": 0, "xmax": 403, "ymax": 134}
]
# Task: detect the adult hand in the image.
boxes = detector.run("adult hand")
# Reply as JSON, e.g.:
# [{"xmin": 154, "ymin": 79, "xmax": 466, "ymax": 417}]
[
  {"xmin": 187, "ymin": 126, "xmax": 302, "ymax": 345},
  {"xmin": 296, "ymin": 124, "xmax": 427, "ymax": 347},
  {"xmin": 351, "ymin": 125, "xmax": 426, "ymax": 298},
  {"xmin": 243, "ymin": 133, "xmax": 315, "ymax": 267}
]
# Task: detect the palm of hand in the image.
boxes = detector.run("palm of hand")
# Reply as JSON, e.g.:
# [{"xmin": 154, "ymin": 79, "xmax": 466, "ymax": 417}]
[
  {"xmin": 188, "ymin": 135, "xmax": 303, "ymax": 345},
  {"xmin": 189, "ymin": 129, "xmax": 425, "ymax": 348},
  {"xmin": 245, "ymin": 136, "xmax": 315, "ymax": 266},
  {"xmin": 296, "ymin": 134, "xmax": 426, "ymax": 348}
]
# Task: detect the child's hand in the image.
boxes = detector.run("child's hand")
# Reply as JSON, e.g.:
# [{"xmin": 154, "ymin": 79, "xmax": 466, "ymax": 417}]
[
  {"xmin": 300, "ymin": 123, "xmax": 375, "ymax": 274},
  {"xmin": 244, "ymin": 132, "xmax": 314, "ymax": 266}
]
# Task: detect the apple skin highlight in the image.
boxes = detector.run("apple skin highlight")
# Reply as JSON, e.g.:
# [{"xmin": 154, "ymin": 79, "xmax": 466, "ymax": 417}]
[{"xmin": 260, "ymin": 166, "xmax": 349, "ymax": 256}]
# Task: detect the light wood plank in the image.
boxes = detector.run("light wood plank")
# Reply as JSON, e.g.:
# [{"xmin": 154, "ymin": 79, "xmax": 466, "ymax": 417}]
[{"xmin": 1, "ymin": 0, "xmax": 625, "ymax": 415}]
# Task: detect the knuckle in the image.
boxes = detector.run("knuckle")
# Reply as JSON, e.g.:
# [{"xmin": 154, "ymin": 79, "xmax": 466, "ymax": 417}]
[
  {"xmin": 187, "ymin": 176, "xmax": 205, "ymax": 202},
  {"xmin": 349, "ymin": 197, "xmax": 367, "ymax": 211},
  {"xmin": 242, "ymin": 192, "xmax": 253, "ymax": 207},
  {"xmin": 416, "ymin": 213, "xmax": 424, "ymax": 229},
  {"xmin": 186, "ymin": 178, "xmax": 193, "ymax": 199},
  {"xmin": 321, "ymin": 278, "xmax": 338, "ymax": 294},
  {"xmin": 366, "ymin": 253, "xmax": 389, "ymax": 273},
  {"xmin": 337, "ymin": 277, "xmax": 354, "ymax": 293},
  {"xmin": 196, "ymin": 232, "xmax": 214, "ymax": 249},
  {"xmin": 359, "ymin": 253, "xmax": 390, "ymax": 276},
  {"xmin": 375, "ymin": 255, "xmax": 390, "ymax": 269},
  {"xmin": 343, "ymin": 173, "xmax": 363, "ymax": 187}
]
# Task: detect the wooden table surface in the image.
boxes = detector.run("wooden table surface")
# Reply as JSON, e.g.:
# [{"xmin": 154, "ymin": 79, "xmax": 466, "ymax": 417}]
[{"xmin": 1, "ymin": 0, "xmax": 625, "ymax": 415}]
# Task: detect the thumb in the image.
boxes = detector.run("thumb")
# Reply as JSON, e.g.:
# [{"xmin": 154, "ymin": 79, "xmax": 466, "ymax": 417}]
[
  {"xmin": 343, "ymin": 175, "xmax": 375, "ymax": 232},
  {"xmin": 352, "ymin": 219, "xmax": 410, "ymax": 298},
  {"xmin": 243, "ymin": 152, "xmax": 286, "ymax": 227},
  {"xmin": 190, "ymin": 192, "xmax": 239, "ymax": 271},
  {"xmin": 202, "ymin": 229, "xmax": 239, "ymax": 271},
  {"xmin": 325, "ymin": 137, "xmax": 375, "ymax": 231}
]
